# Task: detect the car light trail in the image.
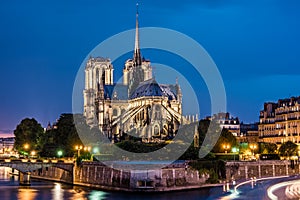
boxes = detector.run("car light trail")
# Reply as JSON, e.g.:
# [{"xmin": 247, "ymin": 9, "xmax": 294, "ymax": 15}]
[
  {"xmin": 234, "ymin": 176, "xmax": 288, "ymax": 194},
  {"xmin": 267, "ymin": 179, "xmax": 300, "ymax": 200}
]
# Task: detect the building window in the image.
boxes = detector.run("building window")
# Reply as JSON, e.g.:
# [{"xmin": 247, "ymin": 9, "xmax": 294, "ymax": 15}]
[
  {"xmin": 154, "ymin": 125, "xmax": 159, "ymax": 135},
  {"xmin": 113, "ymin": 109, "xmax": 118, "ymax": 116}
]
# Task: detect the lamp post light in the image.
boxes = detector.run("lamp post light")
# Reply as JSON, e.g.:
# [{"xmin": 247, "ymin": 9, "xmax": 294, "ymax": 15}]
[
  {"xmin": 57, "ymin": 150, "xmax": 63, "ymax": 158},
  {"xmin": 23, "ymin": 143, "xmax": 30, "ymax": 158},
  {"xmin": 75, "ymin": 145, "xmax": 83, "ymax": 157},
  {"xmin": 30, "ymin": 150, "xmax": 36, "ymax": 158},
  {"xmin": 84, "ymin": 146, "xmax": 91, "ymax": 152},
  {"xmin": 84, "ymin": 146, "xmax": 92, "ymax": 161},
  {"xmin": 232, "ymin": 147, "xmax": 238, "ymax": 161},
  {"xmin": 249, "ymin": 144, "xmax": 257, "ymax": 156},
  {"xmin": 223, "ymin": 144, "xmax": 230, "ymax": 154},
  {"xmin": 93, "ymin": 147, "xmax": 99, "ymax": 154},
  {"xmin": 91, "ymin": 147, "xmax": 100, "ymax": 161},
  {"xmin": 24, "ymin": 144, "xmax": 29, "ymax": 150}
]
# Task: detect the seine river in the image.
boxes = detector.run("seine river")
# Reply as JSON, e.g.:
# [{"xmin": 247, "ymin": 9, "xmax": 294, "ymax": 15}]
[{"xmin": 0, "ymin": 167, "xmax": 224, "ymax": 200}]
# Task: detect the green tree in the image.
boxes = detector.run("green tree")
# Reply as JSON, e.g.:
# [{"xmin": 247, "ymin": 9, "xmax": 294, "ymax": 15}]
[
  {"xmin": 278, "ymin": 141, "xmax": 298, "ymax": 158},
  {"xmin": 197, "ymin": 119, "xmax": 211, "ymax": 146},
  {"xmin": 197, "ymin": 119, "xmax": 223, "ymax": 155},
  {"xmin": 179, "ymin": 145, "xmax": 199, "ymax": 160},
  {"xmin": 210, "ymin": 128, "xmax": 237, "ymax": 153},
  {"xmin": 55, "ymin": 114, "xmax": 85, "ymax": 156},
  {"xmin": 259, "ymin": 142, "xmax": 278, "ymax": 154},
  {"xmin": 14, "ymin": 118, "xmax": 44, "ymax": 153},
  {"xmin": 40, "ymin": 114, "xmax": 87, "ymax": 157},
  {"xmin": 39, "ymin": 129, "xmax": 58, "ymax": 157}
]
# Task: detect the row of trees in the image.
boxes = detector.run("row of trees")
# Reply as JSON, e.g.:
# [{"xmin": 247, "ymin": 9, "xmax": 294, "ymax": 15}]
[
  {"xmin": 14, "ymin": 116, "xmax": 235, "ymax": 159},
  {"xmin": 14, "ymin": 114, "xmax": 87, "ymax": 158},
  {"xmin": 13, "ymin": 115, "xmax": 299, "ymax": 159},
  {"xmin": 182, "ymin": 119, "xmax": 299, "ymax": 160}
]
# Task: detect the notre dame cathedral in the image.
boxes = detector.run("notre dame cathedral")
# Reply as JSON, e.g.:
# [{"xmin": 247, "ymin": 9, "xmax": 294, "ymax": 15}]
[{"xmin": 83, "ymin": 8, "xmax": 186, "ymax": 143}]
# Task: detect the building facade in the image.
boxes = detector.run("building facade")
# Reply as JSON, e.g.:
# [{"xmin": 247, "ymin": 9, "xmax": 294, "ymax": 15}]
[
  {"xmin": 259, "ymin": 96, "xmax": 300, "ymax": 145},
  {"xmin": 238, "ymin": 123, "xmax": 259, "ymax": 143},
  {"xmin": 83, "ymin": 8, "xmax": 184, "ymax": 143},
  {"xmin": 0, "ymin": 137, "xmax": 16, "ymax": 158},
  {"xmin": 210, "ymin": 112, "xmax": 240, "ymax": 136}
]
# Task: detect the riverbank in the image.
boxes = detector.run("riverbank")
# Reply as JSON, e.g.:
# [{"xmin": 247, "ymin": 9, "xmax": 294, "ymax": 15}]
[
  {"xmin": 30, "ymin": 161, "xmax": 218, "ymax": 192},
  {"xmin": 31, "ymin": 173, "xmax": 223, "ymax": 193},
  {"xmin": 0, "ymin": 167, "xmax": 224, "ymax": 200}
]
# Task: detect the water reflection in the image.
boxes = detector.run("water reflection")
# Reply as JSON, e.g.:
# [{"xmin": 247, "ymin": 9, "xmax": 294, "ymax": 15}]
[
  {"xmin": 69, "ymin": 187, "xmax": 87, "ymax": 200},
  {"xmin": 0, "ymin": 166, "xmax": 18, "ymax": 182},
  {"xmin": 52, "ymin": 183, "xmax": 63, "ymax": 200},
  {"xmin": 17, "ymin": 188, "xmax": 38, "ymax": 200},
  {"xmin": 89, "ymin": 191, "xmax": 108, "ymax": 200}
]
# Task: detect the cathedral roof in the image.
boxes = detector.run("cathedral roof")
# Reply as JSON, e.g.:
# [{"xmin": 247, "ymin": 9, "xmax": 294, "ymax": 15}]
[
  {"xmin": 160, "ymin": 84, "xmax": 178, "ymax": 100},
  {"xmin": 130, "ymin": 79, "xmax": 162, "ymax": 99},
  {"xmin": 130, "ymin": 78, "xmax": 178, "ymax": 100},
  {"xmin": 104, "ymin": 84, "xmax": 128, "ymax": 100}
]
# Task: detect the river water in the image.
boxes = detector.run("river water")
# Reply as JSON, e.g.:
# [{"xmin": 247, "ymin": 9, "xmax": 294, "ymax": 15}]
[{"xmin": 0, "ymin": 167, "xmax": 224, "ymax": 200}]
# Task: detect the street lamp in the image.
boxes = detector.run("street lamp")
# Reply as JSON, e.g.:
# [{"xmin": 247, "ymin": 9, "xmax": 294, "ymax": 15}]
[
  {"xmin": 57, "ymin": 150, "xmax": 63, "ymax": 158},
  {"xmin": 249, "ymin": 144, "xmax": 257, "ymax": 156},
  {"xmin": 22, "ymin": 143, "xmax": 30, "ymax": 158},
  {"xmin": 232, "ymin": 147, "xmax": 238, "ymax": 161},
  {"xmin": 90, "ymin": 147, "xmax": 100, "ymax": 161},
  {"xmin": 223, "ymin": 144, "xmax": 230, "ymax": 154},
  {"xmin": 30, "ymin": 150, "xmax": 36, "ymax": 158},
  {"xmin": 24, "ymin": 143, "xmax": 29, "ymax": 150},
  {"xmin": 75, "ymin": 145, "xmax": 83, "ymax": 157},
  {"xmin": 84, "ymin": 146, "xmax": 91, "ymax": 152},
  {"xmin": 93, "ymin": 147, "xmax": 99, "ymax": 154}
]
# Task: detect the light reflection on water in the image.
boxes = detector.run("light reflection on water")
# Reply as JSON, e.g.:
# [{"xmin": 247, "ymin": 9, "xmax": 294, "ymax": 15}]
[
  {"xmin": 17, "ymin": 188, "xmax": 38, "ymax": 200},
  {"xmin": 52, "ymin": 183, "xmax": 63, "ymax": 200},
  {"xmin": 0, "ymin": 166, "xmax": 114, "ymax": 199},
  {"xmin": 89, "ymin": 191, "xmax": 108, "ymax": 200}
]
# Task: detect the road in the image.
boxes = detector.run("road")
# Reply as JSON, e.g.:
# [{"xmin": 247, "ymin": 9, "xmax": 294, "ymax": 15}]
[{"xmin": 214, "ymin": 175, "xmax": 300, "ymax": 200}]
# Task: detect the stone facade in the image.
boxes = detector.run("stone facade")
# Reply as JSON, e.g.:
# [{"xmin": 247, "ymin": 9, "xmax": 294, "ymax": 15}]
[
  {"xmin": 31, "ymin": 165, "xmax": 73, "ymax": 184},
  {"xmin": 83, "ymin": 8, "xmax": 184, "ymax": 143},
  {"xmin": 73, "ymin": 162, "xmax": 204, "ymax": 191},
  {"xmin": 206, "ymin": 112, "xmax": 240, "ymax": 136},
  {"xmin": 226, "ymin": 160, "xmax": 299, "ymax": 180},
  {"xmin": 259, "ymin": 96, "xmax": 300, "ymax": 145},
  {"xmin": 31, "ymin": 161, "xmax": 205, "ymax": 192}
]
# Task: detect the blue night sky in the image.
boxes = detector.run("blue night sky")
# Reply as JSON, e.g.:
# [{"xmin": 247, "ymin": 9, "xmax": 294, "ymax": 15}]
[{"xmin": 1, "ymin": 0, "xmax": 300, "ymax": 136}]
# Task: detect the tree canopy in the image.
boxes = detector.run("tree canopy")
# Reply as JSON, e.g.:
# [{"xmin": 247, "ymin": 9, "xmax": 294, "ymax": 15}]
[
  {"xmin": 40, "ymin": 114, "xmax": 86, "ymax": 157},
  {"xmin": 212, "ymin": 128, "xmax": 238, "ymax": 153},
  {"xmin": 278, "ymin": 141, "xmax": 298, "ymax": 157},
  {"xmin": 259, "ymin": 142, "xmax": 278, "ymax": 154},
  {"xmin": 14, "ymin": 118, "xmax": 44, "ymax": 152}
]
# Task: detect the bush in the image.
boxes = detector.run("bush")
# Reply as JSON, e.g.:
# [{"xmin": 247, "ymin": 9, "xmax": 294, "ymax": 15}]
[
  {"xmin": 189, "ymin": 160, "xmax": 226, "ymax": 182},
  {"xmin": 206, "ymin": 169, "xmax": 219, "ymax": 184}
]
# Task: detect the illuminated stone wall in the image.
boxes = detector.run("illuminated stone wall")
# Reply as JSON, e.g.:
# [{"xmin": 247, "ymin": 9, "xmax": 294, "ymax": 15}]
[{"xmin": 226, "ymin": 160, "xmax": 299, "ymax": 180}]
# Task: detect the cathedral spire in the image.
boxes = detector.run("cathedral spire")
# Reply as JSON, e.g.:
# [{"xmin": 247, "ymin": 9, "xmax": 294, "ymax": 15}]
[{"xmin": 133, "ymin": 3, "xmax": 142, "ymax": 66}]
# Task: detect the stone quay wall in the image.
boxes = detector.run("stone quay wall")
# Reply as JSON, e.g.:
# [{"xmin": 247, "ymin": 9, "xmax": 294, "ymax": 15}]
[
  {"xmin": 73, "ymin": 162, "xmax": 206, "ymax": 191},
  {"xmin": 226, "ymin": 160, "xmax": 299, "ymax": 180},
  {"xmin": 31, "ymin": 161, "xmax": 207, "ymax": 192},
  {"xmin": 31, "ymin": 165, "xmax": 73, "ymax": 184}
]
